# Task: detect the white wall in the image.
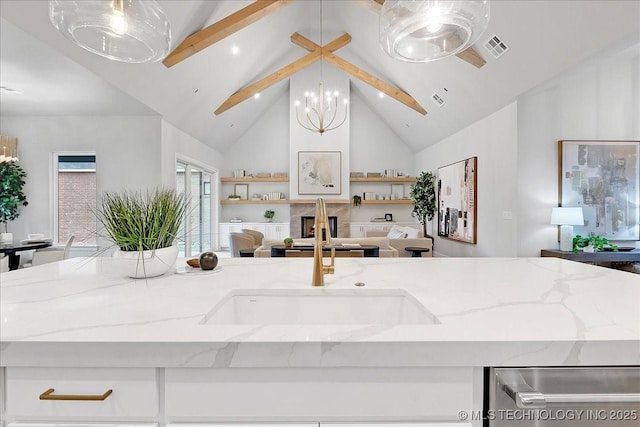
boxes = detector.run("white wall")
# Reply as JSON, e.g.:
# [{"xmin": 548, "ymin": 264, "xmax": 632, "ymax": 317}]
[
  {"xmin": 0, "ymin": 116, "xmax": 162, "ymax": 246},
  {"xmin": 415, "ymin": 103, "xmax": 519, "ymax": 257},
  {"xmin": 517, "ymin": 40, "xmax": 640, "ymax": 256}
]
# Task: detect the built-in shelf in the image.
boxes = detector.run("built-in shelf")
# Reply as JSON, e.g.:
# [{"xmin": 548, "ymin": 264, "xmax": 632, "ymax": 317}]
[
  {"xmin": 221, "ymin": 177, "xmax": 289, "ymax": 183},
  {"xmin": 221, "ymin": 199, "xmax": 411, "ymax": 205},
  {"xmin": 221, "ymin": 199, "xmax": 290, "ymax": 205},
  {"xmin": 350, "ymin": 177, "xmax": 416, "ymax": 183},
  {"xmin": 361, "ymin": 199, "xmax": 412, "ymax": 205}
]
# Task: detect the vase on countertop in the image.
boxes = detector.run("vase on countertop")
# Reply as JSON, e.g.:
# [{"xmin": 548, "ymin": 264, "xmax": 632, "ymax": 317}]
[
  {"xmin": 113, "ymin": 246, "xmax": 178, "ymax": 279},
  {"xmin": 0, "ymin": 233, "xmax": 13, "ymax": 244}
]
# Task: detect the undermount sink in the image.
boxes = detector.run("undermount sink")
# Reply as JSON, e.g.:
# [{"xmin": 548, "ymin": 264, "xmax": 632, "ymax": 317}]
[{"xmin": 201, "ymin": 289, "xmax": 439, "ymax": 325}]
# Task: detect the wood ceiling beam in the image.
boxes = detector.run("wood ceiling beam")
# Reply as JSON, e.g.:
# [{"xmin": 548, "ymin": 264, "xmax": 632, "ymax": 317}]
[
  {"xmin": 163, "ymin": 0, "xmax": 293, "ymax": 68},
  {"xmin": 357, "ymin": 0, "xmax": 486, "ymax": 68},
  {"xmin": 323, "ymin": 52, "xmax": 426, "ymax": 115},
  {"xmin": 292, "ymin": 33, "xmax": 426, "ymax": 115},
  {"xmin": 215, "ymin": 33, "xmax": 351, "ymax": 116},
  {"xmin": 214, "ymin": 47, "xmax": 322, "ymax": 115}
]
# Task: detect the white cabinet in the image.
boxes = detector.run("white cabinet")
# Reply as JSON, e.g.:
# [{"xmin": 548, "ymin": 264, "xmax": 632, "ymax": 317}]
[
  {"xmin": 265, "ymin": 223, "xmax": 290, "ymax": 240},
  {"xmin": 164, "ymin": 367, "xmax": 475, "ymax": 420},
  {"xmin": 218, "ymin": 223, "xmax": 245, "ymax": 249},
  {"xmin": 5, "ymin": 367, "xmax": 158, "ymax": 419}
]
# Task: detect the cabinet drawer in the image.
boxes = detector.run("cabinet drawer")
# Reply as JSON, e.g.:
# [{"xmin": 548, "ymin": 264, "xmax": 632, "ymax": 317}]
[
  {"xmin": 165, "ymin": 367, "xmax": 474, "ymax": 419},
  {"xmin": 6, "ymin": 368, "xmax": 158, "ymax": 418}
]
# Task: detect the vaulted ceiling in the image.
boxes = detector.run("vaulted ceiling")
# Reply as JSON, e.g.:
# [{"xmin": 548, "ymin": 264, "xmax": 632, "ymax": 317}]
[{"xmin": 1, "ymin": 1, "xmax": 639, "ymax": 153}]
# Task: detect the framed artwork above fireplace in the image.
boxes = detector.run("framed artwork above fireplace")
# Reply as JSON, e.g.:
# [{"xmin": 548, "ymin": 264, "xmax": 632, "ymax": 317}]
[{"xmin": 298, "ymin": 151, "xmax": 341, "ymax": 195}]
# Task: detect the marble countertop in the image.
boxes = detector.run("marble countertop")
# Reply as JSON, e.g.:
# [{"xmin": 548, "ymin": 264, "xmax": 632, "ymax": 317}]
[{"xmin": 1, "ymin": 257, "xmax": 638, "ymax": 368}]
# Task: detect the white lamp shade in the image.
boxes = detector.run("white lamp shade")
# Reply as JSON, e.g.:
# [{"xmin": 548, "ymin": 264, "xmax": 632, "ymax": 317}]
[{"xmin": 550, "ymin": 207, "xmax": 584, "ymax": 226}]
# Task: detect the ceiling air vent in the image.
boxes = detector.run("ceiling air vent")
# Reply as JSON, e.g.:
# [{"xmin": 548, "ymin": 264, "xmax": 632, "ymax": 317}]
[
  {"xmin": 431, "ymin": 93, "xmax": 445, "ymax": 107},
  {"xmin": 484, "ymin": 34, "xmax": 509, "ymax": 59}
]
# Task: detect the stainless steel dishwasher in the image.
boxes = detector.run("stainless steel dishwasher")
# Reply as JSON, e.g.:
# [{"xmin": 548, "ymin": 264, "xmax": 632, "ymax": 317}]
[{"xmin": 488, "ymin": 367, "xmax": 640, "ymax": 426}]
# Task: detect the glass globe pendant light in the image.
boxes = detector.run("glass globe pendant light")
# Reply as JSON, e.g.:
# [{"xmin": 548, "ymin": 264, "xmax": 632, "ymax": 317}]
[
  {"xmin": 380, "ymin": 0, "xmax": 490, "ymax": 62},
  {"xmin": 49, "ymin": 0, "xmax": 171, "ymax": 63}
]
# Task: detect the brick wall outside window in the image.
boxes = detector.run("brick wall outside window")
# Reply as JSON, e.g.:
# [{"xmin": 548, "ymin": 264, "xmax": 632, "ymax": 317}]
[{"xmin": 58, "ymin": 171, "xmax": 96, "ymax": 244}]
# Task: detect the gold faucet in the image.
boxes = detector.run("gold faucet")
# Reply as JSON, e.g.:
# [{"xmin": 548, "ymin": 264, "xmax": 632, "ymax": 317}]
[{"xmin": 312, "ymin": 198, "xmax": 335, "ymax": 286}]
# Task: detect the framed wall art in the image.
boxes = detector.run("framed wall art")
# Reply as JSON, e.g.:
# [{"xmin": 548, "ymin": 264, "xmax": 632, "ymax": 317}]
[
  {"xmin": 437, "ymin": 156, "xmax": 477, "ymax": 244},
  {"xmin": 298, "ymin": 151, "xmax": 341, "ymax": 195},
  {"xmin": 558, "ymin": 140, "xmax": 639, "ymax": 240},
  {"xmin": 233, "ymin": 183, "xmax": 249, "ymax": 200}
]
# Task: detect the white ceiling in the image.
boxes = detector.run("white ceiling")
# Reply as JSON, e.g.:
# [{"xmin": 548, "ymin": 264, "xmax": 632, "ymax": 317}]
[{"xmin": 1, "ymin": 1, "xmax": 639, "ymax": 153}]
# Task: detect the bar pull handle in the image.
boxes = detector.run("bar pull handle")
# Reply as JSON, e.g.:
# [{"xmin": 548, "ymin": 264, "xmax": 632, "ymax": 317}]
[
  {"xmin": 497, "ymin": 371, "xmax": 640, "ymax": 408},
  {"xmin": 39, "ymin": 388, "xmax": 113, "ymax": 401}
]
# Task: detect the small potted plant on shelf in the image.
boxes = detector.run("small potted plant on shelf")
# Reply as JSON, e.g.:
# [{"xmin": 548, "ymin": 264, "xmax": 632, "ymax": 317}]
[
  {"xmin": 228, "ymin": 194, "xmax": 241, "ymax": 200},
  {"xmin": 264, "ymin": 209, "xmax": 275, "ymax": 222},
  {"xmin": 352, "ymin": 194, "xmax": 362, "ymax": 207},
  {"xmin": 572, "ymin": 234, "xmax": 618, "ymax": 253},
  {"xmin": 96, "ymin": 188, "xmax": 187, "ymax": 278},
  {"xmin": 283, "ymin": 237, "xmax": 294, "ymax": 248}
]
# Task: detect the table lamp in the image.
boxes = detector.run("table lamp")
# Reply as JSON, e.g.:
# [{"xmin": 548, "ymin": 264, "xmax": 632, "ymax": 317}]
[{"xmin": 551, "ymin": 207, "xmax": 584, "ymax": 251}]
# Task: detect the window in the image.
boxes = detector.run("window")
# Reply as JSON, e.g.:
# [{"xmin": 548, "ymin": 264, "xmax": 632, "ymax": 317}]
[{"xmin": 54, "ymin": 153, "xmax": 97, "ymax": 245}]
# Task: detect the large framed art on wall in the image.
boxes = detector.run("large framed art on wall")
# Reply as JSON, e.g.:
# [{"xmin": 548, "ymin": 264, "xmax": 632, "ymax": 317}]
[
  {"xmin": 558, "ymin": 140, "xmax": 639, "ymax": 240},
  {"xmin": 298, "ymin": 151, "xmax": 341, "ymax": 195},
  {"xmin": 437, "ymin": 156, "xmax": 477, "ymax": 244}
]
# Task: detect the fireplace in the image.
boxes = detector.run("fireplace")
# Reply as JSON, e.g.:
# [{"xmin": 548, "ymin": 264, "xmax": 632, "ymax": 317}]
[{"xmin": 301, "ymin": 216, "xmax": 338, "ymax": 238}]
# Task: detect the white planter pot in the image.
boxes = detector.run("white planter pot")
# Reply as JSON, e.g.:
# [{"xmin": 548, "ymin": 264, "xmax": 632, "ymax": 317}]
[
  {"xmin": 113, "ymin": 246, "xmax": 178, "ymax": 279},
  {"xmin": 1, "ymin": 233, "xmax": 13, "ymax": 243}
]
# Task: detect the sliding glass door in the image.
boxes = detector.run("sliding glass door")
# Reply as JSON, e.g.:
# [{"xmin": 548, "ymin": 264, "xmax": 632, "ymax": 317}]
[{"xmin": 176, "ymin": 161, "xmax": 217, "ymax": 258}]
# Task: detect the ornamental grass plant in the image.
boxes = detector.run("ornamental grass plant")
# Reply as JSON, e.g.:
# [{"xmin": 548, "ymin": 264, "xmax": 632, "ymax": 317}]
[{"xmin": 97, "ymin": 188, "xmax": 186, "ymax": 252}]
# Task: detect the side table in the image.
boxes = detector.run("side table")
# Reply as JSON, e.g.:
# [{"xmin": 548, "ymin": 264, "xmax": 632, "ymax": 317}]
[{"xmin": 404, "ymin": 246, "xmax": 431, "ymax": 257}]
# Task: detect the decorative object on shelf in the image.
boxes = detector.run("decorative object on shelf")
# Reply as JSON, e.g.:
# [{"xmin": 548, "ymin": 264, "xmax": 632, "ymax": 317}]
[
  {"xmin": 410, "ymin": 171, "xmax": 436, "ymax": 239},
  {"xmin": 229, "ymin": 217, "xmax": 243, "ymax": 223},
  {"xmin": 573, "ymin": 235, "xmax": 618, "ymax": 253},
  {"xmin": 256, "ymin": 172, "xmax": 271, "ymax": 178},
  {"xmin": 48, "ymin": 0, "xmax": 171, "ymax": 63},
  {"xmin": 558, "ymin": 140, "xmax": 639, "ymax": 241},
  {"xmin": 385, "ymin": 213, "xmax": 393, "ymax": 222},
  {"xmin": 391, "ymin": 183, "xmax": 405, "ymax": 199},
  {"xmin": 96, "ymin": 188, "xmax": 186, "ymax": 279},
  {"xmin": 273, "ymin": 172, "xmax": 288, "ymax": 178},
  {"xmin": 298, "ymin": 151, "xmax": 341, "ymax": 195},
  {"xmin": 284, "ymin": 237, "xmax": 294, "ymax": 248},
  {"xmin": 380, "ymin": 0, "xmax": 490, "ymax": 63},
  {"xmin": 293, "ymin": 0, "xmax": 348, "ymax": 136},
  {"xmin": 262, "ymin": 192, "xmax": 283, "ymax": 201},
  {"xmin": 551, "ymin": 207, "xmax": 584, "ymax": 252},
  {"xmin": 227, "ymin": 194, "xmax": 241, "ymax": 200},
  {"xmin": 352, "ymin": 195, "xmax": 362, "ymax": 207},
  {"xmin": 350, "ymin": 172, "xmax": 364, "ymax": 178},
  {"xmin": 437, "ymin": 158, "xmax": 477, "ymax": 244},
  {"xmin": 264, "ymin": 209, "xmax": 275, "ymax": 222},
  {"xmin": 199, "ymin": 251, "xmax": 218, "ymax": 270},
  {"xmin": 367, "ymin": 172, "xmax": 382, "ymax": 178},
  {"xmin": 0, "ymin": 157, "xmax": 28, "ymax": 236},
  {"xmin": 234, "ymin": 169, "xmax": 246, "ymax": 178},
  {"xmin": 234, "ymin": 183, "xmax": 249, "ymax": 200}
]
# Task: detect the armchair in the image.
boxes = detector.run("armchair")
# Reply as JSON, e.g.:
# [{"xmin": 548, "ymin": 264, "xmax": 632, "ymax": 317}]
[{"xmin": 228, "ymin": 232, "xmax": 256, "ymax": 257}]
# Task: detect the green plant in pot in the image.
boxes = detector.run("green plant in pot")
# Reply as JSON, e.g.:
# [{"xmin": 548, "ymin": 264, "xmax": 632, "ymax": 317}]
[
  {"xmin": 572, "ymin": 234, "xmax": 618, "ymax": 253},
  {"xmin": 410, "ymin": 171, "xmax": 436, "ymax": 239},
  {"xmin": 352, "ymin": 195, "xmax": 362, "ymax": 207},
  {"xmin": 283, "ymin": 237, "xmax": 294, "ymax": 248},
  {"xmin": 96, "ymin": 188, "xmax": 187, "ymax": 278},
  {"xmin": 0, "ymin": 160, "xmax": 28, "ymax": 242},
  {"xmin": 264, "ymin": 209, "xmax": 275, "ymax": 222}
]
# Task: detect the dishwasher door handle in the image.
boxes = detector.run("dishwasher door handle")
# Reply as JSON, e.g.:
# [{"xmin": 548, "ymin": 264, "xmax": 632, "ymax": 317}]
[
  {"xmin": 517, "ymin": 391, "xmax": 640, "ymax": 408},
  {"xmin": 497, "ymin": 370, "xmax": 640, "ymax": 409}
]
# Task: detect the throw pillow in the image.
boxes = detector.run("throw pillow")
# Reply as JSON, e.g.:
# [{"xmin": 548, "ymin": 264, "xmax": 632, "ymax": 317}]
[
  {"xmin": 386, "ymin": 225, "xmax": 406, "ymax": 239},
  {"xmin": 404, "ymin": 227, "xmax": 421, "ymax": 238}
]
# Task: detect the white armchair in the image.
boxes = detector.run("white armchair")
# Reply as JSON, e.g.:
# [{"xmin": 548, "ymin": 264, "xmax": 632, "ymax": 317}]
[{"xmin": 31, "ymin": 235, "xmax": 74, "ymax": 266}]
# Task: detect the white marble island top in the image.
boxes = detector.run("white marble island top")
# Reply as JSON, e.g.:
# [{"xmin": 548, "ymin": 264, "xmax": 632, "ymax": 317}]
[{"xmin": 1, "ymin": 257, "xmax": 638, "ymax": 368}]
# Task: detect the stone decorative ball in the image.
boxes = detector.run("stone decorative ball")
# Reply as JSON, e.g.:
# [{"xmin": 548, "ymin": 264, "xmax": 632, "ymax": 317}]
[{"xmin": 199, "ymin": 251, "xmax": 218, "ymax": 270}]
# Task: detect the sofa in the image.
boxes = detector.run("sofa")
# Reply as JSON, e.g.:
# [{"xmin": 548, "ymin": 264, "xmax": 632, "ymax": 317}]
[
  {"xmin": 253, "ymin": 226, "xmax": 433, "ymax": 258},
  {"xmin": 365, "ymin": 227, "xmax": 433, "ymax": 257}
]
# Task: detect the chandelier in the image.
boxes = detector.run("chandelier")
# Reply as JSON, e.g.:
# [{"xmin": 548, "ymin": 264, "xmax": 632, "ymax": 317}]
[
  {"xmin": 294, "ymin": 1, "xmax": 348, "ymax": 136},
  {"xmin": 49, "ymin": 0, "xmax": 171, "ymax": 63},
  {"xmin": 380, "ymin": 0, "xmax": 490, "ymax": 62}
]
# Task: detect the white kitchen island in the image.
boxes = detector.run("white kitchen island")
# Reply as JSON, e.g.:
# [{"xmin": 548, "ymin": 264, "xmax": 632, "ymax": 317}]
[{"xmin": 1, "ymin": 257, "xmax": 638, "ymax": 425}]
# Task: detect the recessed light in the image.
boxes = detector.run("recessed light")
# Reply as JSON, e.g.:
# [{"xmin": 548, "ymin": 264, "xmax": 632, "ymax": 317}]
[
  {"xmin": 231, "ymin": 46, "xmax": 240, "ymax": 55},
  {"xmin": 254, "ymin": 93, "xmax": 260, "ymax": 99}
]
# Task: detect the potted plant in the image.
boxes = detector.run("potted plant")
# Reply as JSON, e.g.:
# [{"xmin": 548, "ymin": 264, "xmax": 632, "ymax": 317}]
[
  {"xmin": 264, "ymin": 209, "xmax": 275, "ymax": 222},
  {"xmin": 409, "ymin": 171, "xmax": 436, "ymax": 239},
  {"xmin": 228, "ymin": 194, "xmax": 241, "ymax": 200},
  {"xmin": 96, "ymin": 188, "xmax": 187, "ymax": 278},
  {"xmin": 283, "ymin": 237, "xmax": 294, "ymax": 248},
  {"xmin": 352, "ymin": 194, "xmax": 362, "ymax": 207},
  {"xmin": 572, "ymin": 234, "xmax": 618, "ymax": 253},
  {"xmin": 0, "ymin": 159, "xmax": 28, "ymax": 243}
]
